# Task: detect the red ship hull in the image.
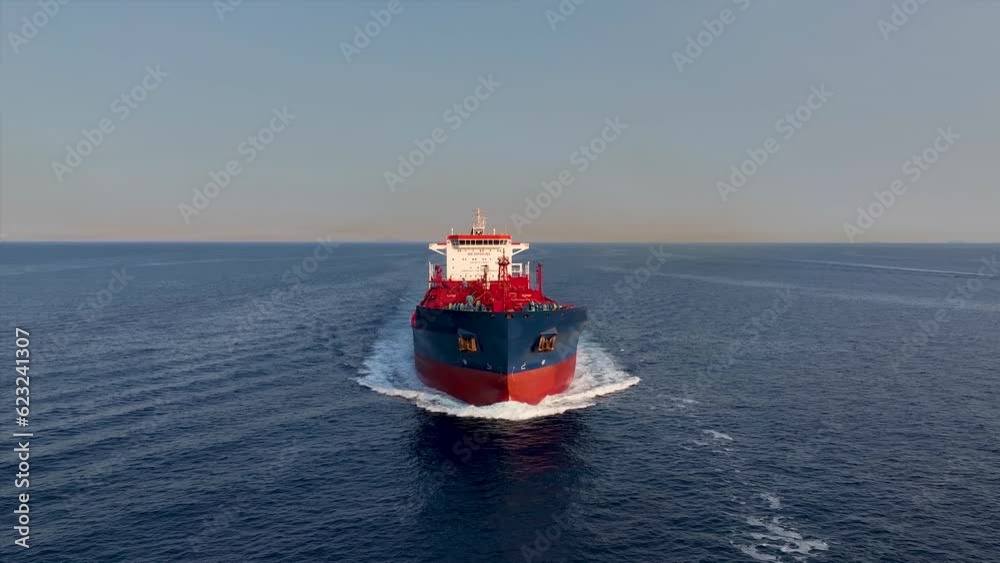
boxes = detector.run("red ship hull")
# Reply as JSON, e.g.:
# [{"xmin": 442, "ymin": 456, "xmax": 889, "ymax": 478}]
[{"xmin": 415, "ymin": 354, "xmax": 577, "ymax": 406}]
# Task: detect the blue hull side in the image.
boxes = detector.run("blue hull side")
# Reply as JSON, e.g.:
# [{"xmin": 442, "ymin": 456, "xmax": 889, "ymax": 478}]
[{"xmin": 411, "ymin": 306, "xmax": 587, "ymax": 376}]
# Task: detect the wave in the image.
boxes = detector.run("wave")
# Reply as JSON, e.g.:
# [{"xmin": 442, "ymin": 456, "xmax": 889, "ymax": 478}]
[
  {"xmin": 357, "ymin": 312, "xmax": 638, "ymax": 420},
  {"xmin": 737, "ymin": 516, "xmax": 830, "ymax": 560},
  {"xmin": 788, "ymin": 258, "xmax": 994, "ymax": 279},
  {"xmin": 824, "ymin": 289, "xmax": 1000, "ymax": 313},
  {"xmin": 591, "ymin": 265, "xmax": 793, "ymax": 290},
  {"xmin": 683, "ymin": 406, "xmax": 828, "ymax": 561},
  {"xmin": 137, "ymin": 257, "xmax": 293, "ymax": 267},
  {"xmin": 703, "ymin": 429, "xmax": 734, "ymax": 441},
  {"xmin": 760, "ymin": 492, "xmax": 783, "ymax": 510},
  {"xmin": 596, "ymin": 263, "xmax": 1000, "ymax": 314}
]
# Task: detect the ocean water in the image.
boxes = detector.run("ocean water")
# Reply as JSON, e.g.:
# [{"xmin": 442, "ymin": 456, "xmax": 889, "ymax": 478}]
[{"xmin": 1, "ymin": 242, "xmax": 998, "ymax": 562}]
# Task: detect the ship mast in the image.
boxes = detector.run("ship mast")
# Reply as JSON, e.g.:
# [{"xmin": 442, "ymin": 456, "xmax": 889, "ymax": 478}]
[
  {"xmin": 497, "ymin": 255, "xmax": 510, "ymax": 310},
  {"xmin": 471, "ymin": 208, "xmax": 486, "ymax": 235}
]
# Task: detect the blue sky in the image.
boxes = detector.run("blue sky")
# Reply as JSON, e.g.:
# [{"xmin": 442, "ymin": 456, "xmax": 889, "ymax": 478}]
[{"xmin": 1, "ymin": 0, "xmax": 997, "ymax": 242}]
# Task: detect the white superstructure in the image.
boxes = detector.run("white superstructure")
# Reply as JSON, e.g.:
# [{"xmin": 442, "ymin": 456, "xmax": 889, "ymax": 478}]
[{"xmin": 428, "ymin": 209, "xmax": 528, "ymax": 282}]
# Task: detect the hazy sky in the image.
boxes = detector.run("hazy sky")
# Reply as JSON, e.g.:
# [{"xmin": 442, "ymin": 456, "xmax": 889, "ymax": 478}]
[{"xmin": 1, "ymin": 0, "xmax": 998, "ymax": 242}]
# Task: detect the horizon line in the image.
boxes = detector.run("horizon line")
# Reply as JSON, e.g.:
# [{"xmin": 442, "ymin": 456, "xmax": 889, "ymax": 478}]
[{"xmin": 1, "ymin": 239, "xmax": 997, "ymax": 245}]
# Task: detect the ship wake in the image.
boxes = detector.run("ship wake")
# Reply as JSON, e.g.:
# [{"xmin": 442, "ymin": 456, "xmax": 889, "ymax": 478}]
[{"xmin": 357, "ymin": 318, "xmax": 638, "ymax": 420}]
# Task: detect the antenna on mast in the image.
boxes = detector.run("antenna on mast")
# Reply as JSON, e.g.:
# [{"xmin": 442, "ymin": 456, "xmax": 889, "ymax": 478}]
[{"xmin": 471, "ymin": 208, "xmax": 486, "ymax": 235}]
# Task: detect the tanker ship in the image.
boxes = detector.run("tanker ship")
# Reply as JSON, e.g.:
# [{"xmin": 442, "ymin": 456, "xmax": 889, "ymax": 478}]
[{"xmin": 411, "ymin": 209, "xmax": 587, "ymax": 406}]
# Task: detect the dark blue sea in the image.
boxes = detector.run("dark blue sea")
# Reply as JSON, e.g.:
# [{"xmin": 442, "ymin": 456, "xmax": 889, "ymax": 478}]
[{"xmin": 1, "ymin": 243, "xmax": 998, "ymax": 562}]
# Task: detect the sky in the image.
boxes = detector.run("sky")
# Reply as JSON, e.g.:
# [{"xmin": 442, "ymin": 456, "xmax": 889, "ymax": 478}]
[{"xmin": 0, "ymin": 0, "xmax": 998, "ymax": 243}]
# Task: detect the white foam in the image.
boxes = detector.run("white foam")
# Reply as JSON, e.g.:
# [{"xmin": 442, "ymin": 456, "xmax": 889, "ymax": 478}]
[
  {"xmin": 781, "ymin": 539, "xmax": 830, "ymax": 555},
  {"xmin": 660, "ymin": 395, "xmax": 699, "ymax": 405},
  {"xmin": 747, "ymin": 517, "xmax": 803, "ymax": 540},
  {"xmin": 760, "ymin": 492, "xmax": 783, "ymax": 509},
  {"xmin": 742, "ymin": 517, "xmax": 830, "ymax": 559},
  {"xmin": 703, "ymin": 429, "xmax": 734, "ymax": 441},
  {"xmin": 790, "ymin": 258, "xmax": 982, "ymax": 278},
  {"xmin": 357, "ymin": 316, "xmax": 638, "ymax": 420},
  {"xmin": 735, "ymin": 543, "xmax": 779, "ymax": 561}
]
